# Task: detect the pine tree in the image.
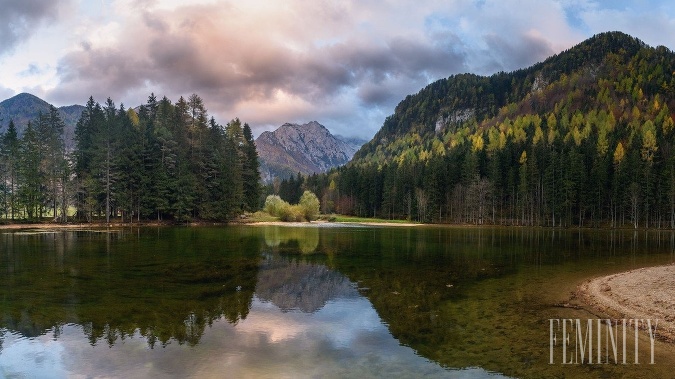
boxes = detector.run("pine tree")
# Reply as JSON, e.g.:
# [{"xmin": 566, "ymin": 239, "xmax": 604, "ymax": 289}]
[
  {"xmin": 0, "ymin": 121, "xmax": 20, "ymax": 220},
  {"xmin": 242, "ymin": 123, "xmax": 261, "ymax": 211},
  {"xmin": 152, "ymin": 97, "xmax": 178, "ymax": 220},
  {"xmin": 18, "ymin": 122, "xmax": 43, "ymax": 220},
  {"xmin": 74, "ymin": 97, "xmax": 104, "ymax": 221},
  {"xmin": 44, "ymin": 106, "xmax": 67, "ymax": 221}
]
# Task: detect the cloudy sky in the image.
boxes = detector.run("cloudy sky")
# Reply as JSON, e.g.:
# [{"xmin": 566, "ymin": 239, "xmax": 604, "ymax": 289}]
[{"xmin": 1, "ymin": 0, "xmax": 675, "ymax": 138}]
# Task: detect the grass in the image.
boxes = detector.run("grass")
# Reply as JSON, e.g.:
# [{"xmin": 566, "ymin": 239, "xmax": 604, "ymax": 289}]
[
  {"xmin": 327, "ymin": 215, "xmax": 419, "ymax": 224},
  {"xmin": 241, "ymin": 211, "xmax": 279, "ymax": 223},
  {"xmin": 238, "ymin": 212, "xmax": 418, "ymax": 224}
]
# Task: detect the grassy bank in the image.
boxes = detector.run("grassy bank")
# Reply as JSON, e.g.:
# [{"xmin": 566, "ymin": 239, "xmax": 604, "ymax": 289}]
[{"xmin": 326, "ymin": 215, "xmax": 420, "ymax": 224}]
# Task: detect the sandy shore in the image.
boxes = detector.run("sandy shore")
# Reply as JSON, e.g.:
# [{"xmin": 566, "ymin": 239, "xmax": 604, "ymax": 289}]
[
  {"xmin": 578, "ymin": 264, "xmax": 675, "ymax": 341},
  {"xmin": 0, "ymin": 223, "xmax": 103, "ymax": 230},
  {"xmin": 0, "ymin": 222, "xmax": 170, "ymax": 230}
]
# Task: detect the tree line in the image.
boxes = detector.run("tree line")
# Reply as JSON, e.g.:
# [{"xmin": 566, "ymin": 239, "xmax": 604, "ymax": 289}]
[{"xmin": 0, "ymin": 93, "xmax": 260, "ymax": 223}]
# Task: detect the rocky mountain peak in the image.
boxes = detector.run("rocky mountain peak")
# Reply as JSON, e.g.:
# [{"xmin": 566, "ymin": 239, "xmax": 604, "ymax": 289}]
[{"xmin": 255, "ymin": 121, "xmax": 366, "ymax": 181}]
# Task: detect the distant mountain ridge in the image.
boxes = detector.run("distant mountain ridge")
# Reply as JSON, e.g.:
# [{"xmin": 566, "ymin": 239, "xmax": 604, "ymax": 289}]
[
  {"xmin": 0, "ymin": 93, "xmax": 85, "ymax": 146},
  {"xmin": 255, "ymin": 121, "xmax": 365, "ymax": 181}
]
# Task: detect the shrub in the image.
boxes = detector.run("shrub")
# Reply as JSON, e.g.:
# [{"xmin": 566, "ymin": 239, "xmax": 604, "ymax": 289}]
[
  {"xmin": 298, "ymin": 191, "xmax": 320, "ymax": 221},
  {"xmin": 278, "ymin": 204, "xmax": 304, "ymax": 222},
  {"xmin": 264, "ymin": 191, "xmax": 321, "ymax": 222},
  {"xmin": 264, "ymin": 195, "xmax": 290, "ymax": 217}
]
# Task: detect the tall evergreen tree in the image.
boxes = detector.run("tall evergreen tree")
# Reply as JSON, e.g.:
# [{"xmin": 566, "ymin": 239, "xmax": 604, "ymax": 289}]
[
  {"xmin": 18, "ymin": 122, "xmax": 43, "ymax": 220},
  {"xmin": 74, "ymin": 97, "xmax": 105, "ymax": 221},
  {"xmin": 242, "ymin": 123, "xmax": 261, "ymax": 211},
  {"xmin": 0, "ymin": 121, "xmax": 20, "ymax": 220}
]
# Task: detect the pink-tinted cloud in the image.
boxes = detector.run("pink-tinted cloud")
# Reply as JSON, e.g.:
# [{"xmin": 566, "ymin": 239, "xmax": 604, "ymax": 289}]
[
  {"xmin": 46, "ymin": 2, "xmax": 463, "ymax": 137},
  {"xmin": 41, "ymin": 1, "xmax": 608, "ymax": 138}
]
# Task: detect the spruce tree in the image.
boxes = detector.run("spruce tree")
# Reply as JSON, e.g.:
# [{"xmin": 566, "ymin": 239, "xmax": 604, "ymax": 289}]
[
  {"xmin": 18, "ymin": 122, "xmax": 43, "ymax": 220},
  {"xmin": 1, "ymin": 121, "xmax": 19, "ymax": 220},
  {"xmin": 242, "ymin": 123, "xmax": 261, "ymax": 211}
]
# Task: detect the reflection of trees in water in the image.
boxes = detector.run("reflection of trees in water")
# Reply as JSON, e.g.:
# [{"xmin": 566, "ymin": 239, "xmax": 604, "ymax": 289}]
[
  {"xmin": 324, "ymin": 227, "xmax": 675, "ymax": 379},
  {"xmin": 312, "ymin": 227, "xmax": 527, "ymax": 365},
  {"xmin": 0, "ymin": 228, "xmax": 263, "ymax": 347},
  {"xmin": 255, "ymin": 255, "xmax": 358, "ymax": 313},
  {"xmin": 4, "ymin": 225, "xmax": 666, "ymax": 375},
  {"xmin": 263, "ymin": 226, "xmax": 319, "ymax": 253}
]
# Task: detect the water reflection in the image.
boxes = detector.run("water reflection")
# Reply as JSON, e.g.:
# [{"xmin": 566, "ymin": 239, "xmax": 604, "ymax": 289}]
[
  {"xmin": 0, "ymin": 228, "xmax": 260, "ymax": 347},
  {"xmin": 256, "ymin": 255, "xmax": 359, "ymax": 313},
  {"xmin": 0, "ymin": 299, "xmax": 500, "ymax": 379},
  {"xmin": 0, "ymin": 227, "xmax": 505, "ymax": 378},
  {"xmin": 2, "ymin": 226, "xmax": 675, "ymax": 378},
  {"xmin": 263, "ymin": 224, "xmax": 320, "ymax": 253}
]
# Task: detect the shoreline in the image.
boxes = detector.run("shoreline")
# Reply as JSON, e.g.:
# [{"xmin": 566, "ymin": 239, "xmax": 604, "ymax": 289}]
[
  {"xmin": 578, "ymin": 264, "xmax": 675, "ymax": 342},
  {"xmin": 0, "ymin": 223, "xmax": 109, "ymax": 230},
  {"xmin": 0, "ymin": 220, "xmax": 423, "ymax": 230},
  {"xmin": 6, "ymin": 218, "xmax": 675, "ymax": 230},
  {"xmin": 0, "ymin": 221, "xmax": 175, "ymax": 230},
  {"xmin": 246, "ymin": 220, "xmax": 422, "ymax": 227},
  {"xmin": 8, "ymin": 220, "xmax": 675, "ymax": 230}
]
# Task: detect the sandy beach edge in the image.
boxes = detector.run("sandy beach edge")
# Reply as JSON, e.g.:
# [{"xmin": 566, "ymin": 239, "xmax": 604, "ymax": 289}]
[
  {"xmin": 0, "ymin": 223, "xmax": 112, "ymax": 230},
  {"xmin": 577, "ymin": 264, "xmax": 675, "ymax": 342},
  {"xmin": 0, "ymin": 221, "xmax": 185, "ymax": 230}
]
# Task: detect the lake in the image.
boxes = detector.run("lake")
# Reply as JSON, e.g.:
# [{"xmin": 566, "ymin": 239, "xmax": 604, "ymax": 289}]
[{"xmin": 1, "ymin": 225, "xmax": 675, "ymax": 378}]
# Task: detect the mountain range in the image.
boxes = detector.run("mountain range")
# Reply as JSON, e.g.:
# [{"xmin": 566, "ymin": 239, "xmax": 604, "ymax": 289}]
[
  {"xmin": 255, "ymin": 121, "xmax": 366, "ymax": 181},
  {"xmin": 0, "ymin": 93, "xmax": 85, "ymax": 146}
]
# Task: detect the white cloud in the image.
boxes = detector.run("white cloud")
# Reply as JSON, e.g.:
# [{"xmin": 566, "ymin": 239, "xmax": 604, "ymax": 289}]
[
  {"xmin": 3, "ymin": 0, "xmax": 675, "ymax": 138},
  {"xmin": 579, "ymin": 6, "xmax": 675, "ymax": 48},
  {"xmin": 0, "ymin": 85, "xmax": 15, "ymax": 100}
]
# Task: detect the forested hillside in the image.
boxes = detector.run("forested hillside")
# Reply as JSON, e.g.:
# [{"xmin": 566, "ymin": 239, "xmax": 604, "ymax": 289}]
[
  {"xmin": 298, "ymin": 32, "xmax": 675, "ymax": 228},
  {"xmin": 0, "ymin": 93, "xmax": 260, "ymax": 222}
]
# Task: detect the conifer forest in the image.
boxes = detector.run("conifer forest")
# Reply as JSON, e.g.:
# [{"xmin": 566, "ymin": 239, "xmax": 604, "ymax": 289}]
[{"xmin": 0, "ymin": 94, "xmax": 260, "ymax": 222}]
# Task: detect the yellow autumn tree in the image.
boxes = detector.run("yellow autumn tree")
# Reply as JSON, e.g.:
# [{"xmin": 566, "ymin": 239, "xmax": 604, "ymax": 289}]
[{"xmin": 613, "ymin": 142, "xmax": 625, "ymax": 165}]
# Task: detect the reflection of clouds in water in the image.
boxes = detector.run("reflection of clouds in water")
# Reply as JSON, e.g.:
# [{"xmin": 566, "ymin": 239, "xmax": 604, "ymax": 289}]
[
  {"xmin": 234, "ymin": 299, "xmax": 305, "ymax": 343},
  {"xmin": 0, "ymin": 297, "xmax": 509, "ymax": 378},
  {"xmin": 0, "ymin": 331, "xmax": 67, "ymax": 378}
]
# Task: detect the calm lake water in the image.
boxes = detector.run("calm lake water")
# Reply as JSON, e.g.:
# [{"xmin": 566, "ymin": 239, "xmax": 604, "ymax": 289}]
[{"xmin": 1, "ymin": 225, "xmax": 675, "ymax": 378}]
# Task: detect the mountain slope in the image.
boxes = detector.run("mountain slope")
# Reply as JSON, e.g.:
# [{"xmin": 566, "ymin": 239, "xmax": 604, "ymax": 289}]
[
  {"xmin": 352, "ymin": 31, "xmax": 653, "ymax": 165},
  {"xmin": 256, "ymin": 121, "xmax": 364, "ymax": 180},
  {"xmin": 308, "ymin": 31, "xmax": 675, "ymax": 227},
  {"xmin": 0, "ymin": 93, "xmax": 85, "ymax": 144}
]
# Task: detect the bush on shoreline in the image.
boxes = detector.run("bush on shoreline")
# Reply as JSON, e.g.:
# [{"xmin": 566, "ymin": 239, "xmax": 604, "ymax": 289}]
[{"xmin": 264, "ymin": 191, "xmax": 320, "ymax": 222}]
